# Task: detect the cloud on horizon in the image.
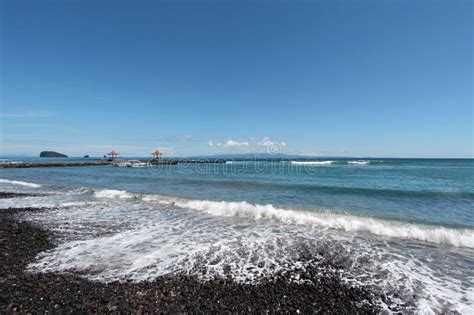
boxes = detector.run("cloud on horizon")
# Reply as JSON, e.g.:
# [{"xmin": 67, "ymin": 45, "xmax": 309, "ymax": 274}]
[
  {"xmin": 258, "ymin": 136, "xmax": 287, "ymax": 148},
  {"xmin": 207, "ymin": 139, "xmax": 250, "ymax": 147},
  {"xmin": 221, "ymin": 139, "xmax": 249, "ymax": 147},
  {"xmin": 206, "ymin": 137, "xmax": 289, "ymax": 154}
]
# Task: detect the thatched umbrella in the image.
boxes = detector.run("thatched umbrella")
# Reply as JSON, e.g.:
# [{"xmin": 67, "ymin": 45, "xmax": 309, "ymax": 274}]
[
  {"xmin": 151, "ymin": 150, "xmax": 162, "ymax": 159},
  {"xmin": 107, "ymin": 151, "xmax": 119, "ymax": 159}
]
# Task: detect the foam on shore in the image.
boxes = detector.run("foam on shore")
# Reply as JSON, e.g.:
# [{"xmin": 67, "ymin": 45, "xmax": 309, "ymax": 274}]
[
  {"xmin": 290, "ymin": 161, "xmax": 333, "ymax": 166},
  {"xmin": 0, "ymin": 178, "xmax": 42, "ymax": 188},
  {"xmin": 5, "ymin": 183, "xmax": 470, "ymax": 313},
  {"xmin": 92, "ymin": 188, "xmax": 474, "ymax": 249}
]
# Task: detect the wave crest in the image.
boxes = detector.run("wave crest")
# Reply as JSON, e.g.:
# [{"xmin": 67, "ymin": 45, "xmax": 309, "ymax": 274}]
[
  {"xmin": 348, "ymin": 160, "xmax": 369, "ymax": 165},
  {"xmin": 175, "ymin": 199, "xmax": 474, "ymax": 248},
  {"xmin": 93, "ymin": 189, "xmax": 133, "ymax": 199},
  {"xmin": 291, "ymin": 161, "xmax": 333, "ymax": 166},
  {"xmin": 92, "ymin": 189, "xmax": 474, "ymax": 248},
  {"xmin": 0, "ymin": 178, "xmax": 42, "ymax": 188}
]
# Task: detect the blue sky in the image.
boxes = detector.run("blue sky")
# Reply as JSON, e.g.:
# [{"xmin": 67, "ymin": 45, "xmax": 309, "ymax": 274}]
[{"xmin": 1, "ymin": 0, "xmax": 472, "ymax": 157}]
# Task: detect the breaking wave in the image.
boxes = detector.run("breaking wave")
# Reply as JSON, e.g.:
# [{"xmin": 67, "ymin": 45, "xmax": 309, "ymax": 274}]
[
  {"xmin": 348, "ymin": 160, "xmax": 369, "ymax": 165},
  {"xmin": 92, "ymin": 189, "xmax": 474, "ymax": 248},
  {"xmin": 291, "ymin": 161, "xmax": 333, "ymax": 166},
  {"xmin": 94, "ymin": 189, "xmax": 133, "ymax": 199},
  {"xmin": 0, "ymin": 178, "xmax": 42, "ymax": 188},
  {"xmin": 14, "ymin": 185, "xmax": 472, "ymax": 313}
]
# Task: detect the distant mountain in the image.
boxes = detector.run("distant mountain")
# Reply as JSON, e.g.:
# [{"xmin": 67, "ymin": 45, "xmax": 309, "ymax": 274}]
[{"xmin": 39, "ymin": 151, "xmax": 68, "ymax": 158}]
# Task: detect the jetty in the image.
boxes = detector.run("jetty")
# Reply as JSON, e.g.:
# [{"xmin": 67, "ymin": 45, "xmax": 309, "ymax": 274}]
[
  {"xmin": 1, "ymin": 149, "xmax": 226, "ymax": 168},
  {"xmin": 0, "ymin": 159, "xmax": 226, "ymax": 169}
]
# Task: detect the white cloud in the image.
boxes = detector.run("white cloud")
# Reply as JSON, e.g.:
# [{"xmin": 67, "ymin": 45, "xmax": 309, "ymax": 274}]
[
  {"xmin": 207, "ymin": 137, "xmax": 285, "ymax": 152},
  {"xmin": 258, "ymin": 136, "xmax": 273, "ymax": 147},
  {"xmin": 258, "ymin": 137, "xmax": 287, "ymax": 148},
  {"xmin": 222, "ymin": 139, "xmax": 249, "ymax": 147}
]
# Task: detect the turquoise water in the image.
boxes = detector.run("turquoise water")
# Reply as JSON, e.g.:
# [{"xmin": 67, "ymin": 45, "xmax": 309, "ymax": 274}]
[
  {"xmin": 2, "ymin": 158, "xmax": 473, "ymax": 227},
  {"xmin": 1, "ymin": 158, "xmax": 473, "ymax": 312}
]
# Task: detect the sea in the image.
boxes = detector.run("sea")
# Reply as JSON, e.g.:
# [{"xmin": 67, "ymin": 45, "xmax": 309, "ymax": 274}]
[{"xmin": 1, "ymin": 157, "xmax": 473, "ymax": 313}]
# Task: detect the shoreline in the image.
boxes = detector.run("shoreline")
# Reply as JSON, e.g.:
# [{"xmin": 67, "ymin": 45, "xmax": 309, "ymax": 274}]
[{"xmin": 0, "ymin": 191, "xmax": 387, "ymax": 313}]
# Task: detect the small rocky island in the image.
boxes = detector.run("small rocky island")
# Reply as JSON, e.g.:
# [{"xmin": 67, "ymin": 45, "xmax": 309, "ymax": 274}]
[{"xmin": 39, "ymin": 151, "xmax": 68, "ymax": 158}]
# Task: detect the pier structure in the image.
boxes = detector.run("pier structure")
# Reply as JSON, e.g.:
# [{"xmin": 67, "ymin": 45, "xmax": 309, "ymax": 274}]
[
  {"xmin": 151, "ymin": 150, "xmax": 163, "ymax": 160},
  {"xmin": 107, "ymin": 151, "xmax": 119, "ymax": 160}
]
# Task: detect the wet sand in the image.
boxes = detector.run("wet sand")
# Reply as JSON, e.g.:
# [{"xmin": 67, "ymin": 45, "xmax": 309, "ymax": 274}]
[{"xmin": 0, "ymin": 191, "xmax": 385, "ymax": 313}]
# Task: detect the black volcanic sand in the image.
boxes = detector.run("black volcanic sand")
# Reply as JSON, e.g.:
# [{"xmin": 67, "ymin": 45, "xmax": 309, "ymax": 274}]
[{"xmin": 0, "ymin": 193, "xmax": 392, "ymax": 314}]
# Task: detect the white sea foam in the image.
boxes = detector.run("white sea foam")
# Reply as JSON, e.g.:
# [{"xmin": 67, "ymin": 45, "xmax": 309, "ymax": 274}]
[
  {"xmin": 173, "ymin": 199, "xmax": 474, "ymax": 249},
  {"xmin": 28, "ymin": 223, "xmax": 216, "ymax": 281},
  {"xmin": 291, "ymin": 161, "xmax": 333, "ymax": 166},
  {"xmin": 26, "ymin": 198, "xmax": 474, "ymax": 313},
  {"xmin": 0, "ymin": 190, "xmax": 100, "ymax": 210},
  {"xmin": 386, "ymin": 255, "xmax": 474, "ymax": 314},
  {"xmin": 19, "ymin": 186, "xmax": 474, "ymax": 313},
  {"xmin": 348, "ymin": 160, "xmax": 369, "ymax": 165},
  {"xmin": 0, "ymin": 178, "xmax": 42, "ymax": 188},
  {"xmin": 93, "ymin": 189, "xmax": 133, "ymax": 199},
  {"xmin": 91, "ymin": 189, "xmax": 474, "ymax": 249}
]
